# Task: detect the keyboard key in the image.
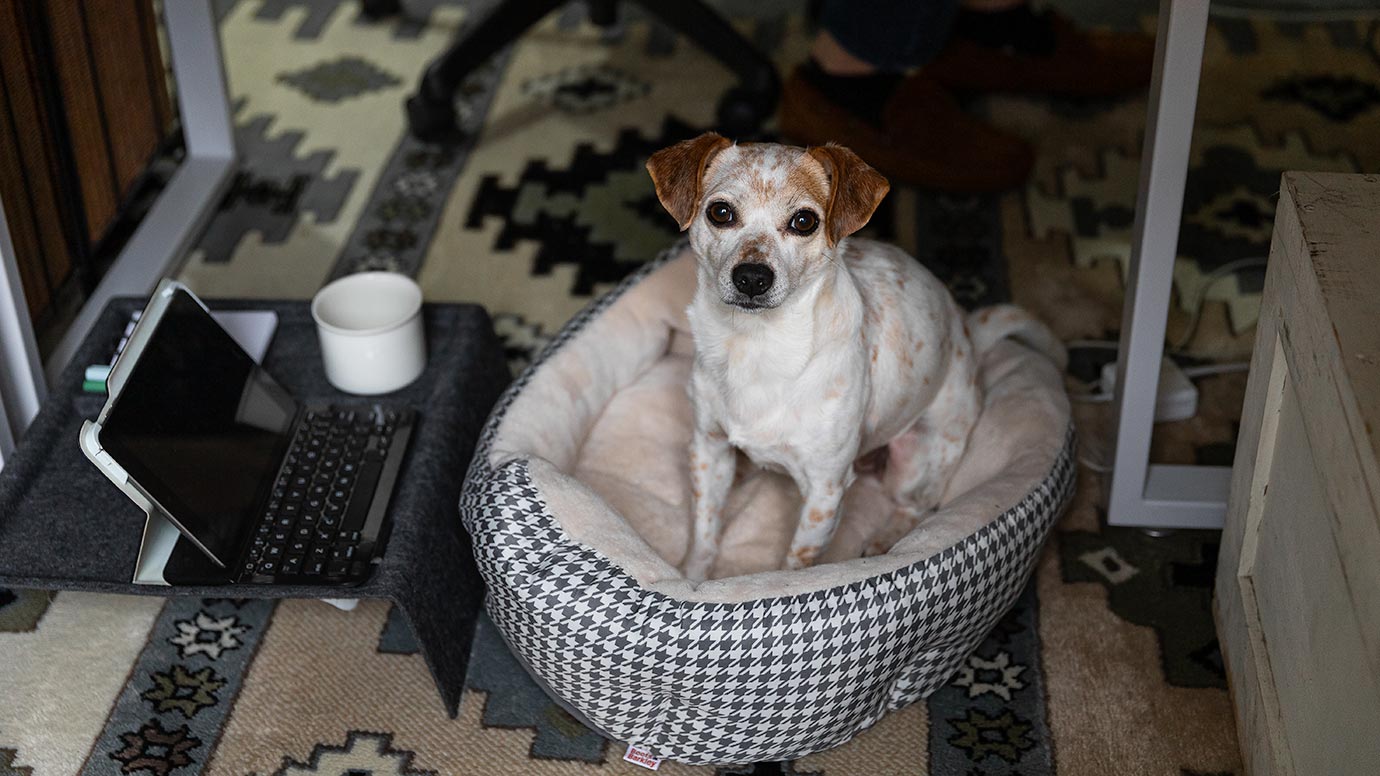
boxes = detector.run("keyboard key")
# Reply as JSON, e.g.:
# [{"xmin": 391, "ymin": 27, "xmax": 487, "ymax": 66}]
[
  {"xmin": 340, "ymin": 462, "xmax": 357, "ymax": 475},
  {"xmin": 295, "ymin": 526, "xmax": 312, "ymax": 539},
  {"xmin": 327, "ymin": 561, "xmax": 350, "ymax": 577},
  {"xmin": 272, "ymin": 529, "xmax": 289, "ymax": 543},
  {"xmin": 290, "ymin": 539, "xmax": 309, "ymax": 554},
  {"xmin": 331, "ymin": 545, "xmax": 356, "ymax": 561},
  {"xmin": 282, "ymin": 556, "xmax": 302, "ymax": 574},
  {"xmin": 315, "ymin": 528, "xmax": 334, "ymax": 543},
  {"xmin": 287, "ymin": 489, "xmax": 305, "ymax": 501},
  {"xmin": 331, "ymin": 488, "xmax": 349, "ymax": 502},
  {"xmin": 300, "ymin": 513, "xmax": 317, "ymax": 526},
  {"xmin": 305, "ymin": 559, "xmax": 325, "ymax": 576},
  {"xmin": 310, "ymin": 545, "xmax": 329, "ymax": 559},
  {"xmin": 305, "ymin": 497, "xmax": 324, "ymax": 512},
  {"xmin": 293, "ymin": 475, "xmax": 310, "ymax": 489},
  {"xmin": 319, "ymin": 515, "xmax": 339, "ymax": 528},
  {"xmin": 276, "ymin": 515, "xmax": 292, "ymax": 528},
  {"xmin": 310, "ymin": 484, "xmax": 328, "ymax": 498},
  {"xmin": 282, "ymin": 503, "xmax": 300, "ymax": 516},
  {"xmin": 339, "ymin": 531, "xmax": 361, "ymax": 543},
  {"xmin": 265, "ymin": 545, "xmax": 283, "ymax": 558},
  {"xmin": 257, "ymin": 560, "xmax": 276, "ymax": 574}
]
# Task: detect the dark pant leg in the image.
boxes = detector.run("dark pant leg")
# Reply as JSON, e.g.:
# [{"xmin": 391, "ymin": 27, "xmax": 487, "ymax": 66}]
[{"xmin": 819, "ymin": 0, "xmax": 963, "ymax": 71}]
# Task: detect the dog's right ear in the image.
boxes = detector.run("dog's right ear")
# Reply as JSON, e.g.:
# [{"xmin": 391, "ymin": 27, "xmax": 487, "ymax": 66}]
[{"xmin": 646, "ymin": 132, "xmax": 732, "ymax": 231}]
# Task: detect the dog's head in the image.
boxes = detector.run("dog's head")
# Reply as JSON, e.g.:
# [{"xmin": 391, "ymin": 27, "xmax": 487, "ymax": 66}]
[{"xmin": 647, "ymin": 133, "xmax": 889, "ymax": 311}]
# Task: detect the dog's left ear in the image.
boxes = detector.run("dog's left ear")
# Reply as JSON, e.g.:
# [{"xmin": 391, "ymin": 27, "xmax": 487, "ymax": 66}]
[
  {"xmin": 807, "ymin": 144, "xmax": 890, "ymax": 245},
  {"xmin": 646, "ymin": 132, "xmax": 732, "ymax": 230}
]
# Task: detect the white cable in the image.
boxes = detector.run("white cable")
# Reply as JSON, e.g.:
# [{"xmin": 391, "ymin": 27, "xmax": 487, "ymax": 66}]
[
  {"xmin": 1170, "ymin": 257, "xmax": 1269, "ymax": 353},
  {"xmin": 1181, "ymin": 362, "xmax": 1251, "ymax": 379}
]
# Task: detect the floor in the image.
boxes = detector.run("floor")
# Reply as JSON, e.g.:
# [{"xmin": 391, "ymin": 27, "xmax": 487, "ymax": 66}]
[{"xmin": 5, "ymin": 0, "xmax": 1380, "ymax": 773}]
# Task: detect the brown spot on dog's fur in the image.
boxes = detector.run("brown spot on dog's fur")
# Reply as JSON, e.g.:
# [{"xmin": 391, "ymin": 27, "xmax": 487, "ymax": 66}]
[
  {"xmin": 785, "ymin": 158, "xmax": 829, "ymax": 208},
  {"xmin": 807, "ymin": 508, "xmax": 831, "ymax": 525}
]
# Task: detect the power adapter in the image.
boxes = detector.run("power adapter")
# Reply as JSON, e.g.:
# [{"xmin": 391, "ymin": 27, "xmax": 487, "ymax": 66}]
[{"xmin": 1099, "ymin": 357, "xmax": 1199, "ymax": 423}]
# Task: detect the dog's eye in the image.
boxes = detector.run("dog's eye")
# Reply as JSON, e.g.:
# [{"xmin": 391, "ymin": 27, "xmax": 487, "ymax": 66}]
[
  {"xmin": 706, "ymin": 201, "xmax": 735, "ymax": 226},
  {"xmin": 788, "ymin": 209, "xmax": 819, "ymax": 235}
]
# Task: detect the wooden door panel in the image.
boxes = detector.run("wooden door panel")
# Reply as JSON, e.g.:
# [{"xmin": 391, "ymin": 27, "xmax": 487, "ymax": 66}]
[
  {"xmin": 44, "ymin": 0, "xmax": 120, "ymax": 243},
  {"xmin": 84, "ymin": 0, "xmax": 162, "ymax": 195}
]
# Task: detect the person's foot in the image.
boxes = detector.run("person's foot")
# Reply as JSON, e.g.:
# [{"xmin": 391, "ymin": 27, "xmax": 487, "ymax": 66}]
[
  {"xmin": 924, "ymin": 7, "xmax": 1155, "ymax": 97},
  {"xmin": 778, "ymin": 62, "xmax": 1034, "ymax": 192}
]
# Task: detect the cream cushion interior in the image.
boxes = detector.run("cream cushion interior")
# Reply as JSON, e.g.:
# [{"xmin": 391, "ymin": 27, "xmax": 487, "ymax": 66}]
[{"xmin": 491, "ymin": 250, "xmax": 1070, "ymax": 603}]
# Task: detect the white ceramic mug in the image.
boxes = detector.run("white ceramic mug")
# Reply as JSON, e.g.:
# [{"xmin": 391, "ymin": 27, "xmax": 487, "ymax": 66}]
[{"xmin": 311, "ymin": 272, "xmax": 425, "ymax": 395}]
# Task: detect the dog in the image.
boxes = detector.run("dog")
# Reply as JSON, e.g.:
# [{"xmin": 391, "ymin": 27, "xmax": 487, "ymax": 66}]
[{"xmin": 647, "ymin": 133, "xmax": 1056, "ymax": 581}]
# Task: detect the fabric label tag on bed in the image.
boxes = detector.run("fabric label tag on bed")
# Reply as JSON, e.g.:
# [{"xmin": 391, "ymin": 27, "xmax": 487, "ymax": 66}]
[{"xmin": 623, "ymin": 744, "xmax": 662, "ymax": 770}]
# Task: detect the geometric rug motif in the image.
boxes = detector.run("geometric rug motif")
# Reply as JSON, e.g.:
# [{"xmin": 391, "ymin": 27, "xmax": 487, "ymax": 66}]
[
  {"xmin": 1060, "ymin": 521, "xmax": 1228, "ymax": 689},
  {"xmin": 76, "ymin": 598, "xmax": 277, "ymax": 776},
  {"xmin": 0, "ymin": 589, "xmax": 52, "ymax": 633}
]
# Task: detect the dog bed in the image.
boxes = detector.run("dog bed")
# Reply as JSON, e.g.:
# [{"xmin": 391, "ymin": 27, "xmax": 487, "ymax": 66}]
[{"xmin": 460, "ymin": 245, "xmax": 1075, "ymax": 765}]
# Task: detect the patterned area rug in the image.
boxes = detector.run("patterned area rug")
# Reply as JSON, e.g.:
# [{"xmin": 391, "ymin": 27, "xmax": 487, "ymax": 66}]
[{"xmin": 6, "ymin": 0, "xmax": 1380, "ymax": 772}]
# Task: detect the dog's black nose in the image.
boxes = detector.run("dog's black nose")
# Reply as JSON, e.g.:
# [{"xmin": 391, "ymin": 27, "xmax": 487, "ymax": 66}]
[{"xmin": 731, "ymin": 263, "xmax": 774, "ymax": 297}]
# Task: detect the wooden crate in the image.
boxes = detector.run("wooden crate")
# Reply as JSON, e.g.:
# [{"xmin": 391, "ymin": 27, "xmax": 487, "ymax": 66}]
[{"xmin": 1216, "ymin": 172, "xmax": 1380, "ymax": 775}]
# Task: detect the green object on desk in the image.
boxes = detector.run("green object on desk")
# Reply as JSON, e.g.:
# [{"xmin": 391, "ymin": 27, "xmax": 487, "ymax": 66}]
[{"xmin": 82, "ymin": 379, "xmax": 106, "ymax": 394}]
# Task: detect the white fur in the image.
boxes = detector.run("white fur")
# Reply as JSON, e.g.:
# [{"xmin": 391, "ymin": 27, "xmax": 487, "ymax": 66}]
[{"xmin": 681, "ymin": 143, "xmax": 985, "ymax": 580}]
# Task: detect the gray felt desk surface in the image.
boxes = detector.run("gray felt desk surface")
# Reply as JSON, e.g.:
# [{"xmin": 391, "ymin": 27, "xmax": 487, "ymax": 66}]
[{"xmin": 0, "ymin": 297, "xmax": 511, "ymax": 715}]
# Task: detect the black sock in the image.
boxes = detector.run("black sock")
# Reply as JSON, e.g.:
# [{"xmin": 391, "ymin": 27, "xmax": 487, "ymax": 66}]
[
  {"xmin": 952, "ymin": 5, "xmax": 1057, "ymax": 57},
  {"xmin": 799, "ymin": 58, "xmax": 904, "ymax": 127}
]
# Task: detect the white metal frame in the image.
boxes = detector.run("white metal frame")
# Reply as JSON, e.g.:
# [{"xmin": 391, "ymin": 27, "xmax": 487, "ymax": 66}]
[
  {"xmin": 0, "ymin": 0, "xmax": 236, "ymax": 465},
  {"xmin": 1108, "ymin": 0, "xmax": 1230, "ymax": 529},
  {"xmin": 0, "ymin": 197, "xmax": 46, "ymax": 467}
]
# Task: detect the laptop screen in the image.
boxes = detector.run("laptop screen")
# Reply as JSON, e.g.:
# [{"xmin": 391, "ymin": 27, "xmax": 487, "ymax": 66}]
[{"xmin": 100, "ymin": 289, "xmax": 299, "ymax": 567}]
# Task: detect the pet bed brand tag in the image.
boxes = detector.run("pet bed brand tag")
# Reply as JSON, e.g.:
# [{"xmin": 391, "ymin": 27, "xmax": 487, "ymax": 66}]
[{"xmin": 623, "ymin": 744, "xmax": 662, "ymax": 770}]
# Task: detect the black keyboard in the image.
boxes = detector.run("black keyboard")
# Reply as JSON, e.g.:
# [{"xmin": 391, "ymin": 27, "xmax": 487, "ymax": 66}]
[{"xmin": 238, "ymin": 406, "xmax": 412, "ymax": 583}]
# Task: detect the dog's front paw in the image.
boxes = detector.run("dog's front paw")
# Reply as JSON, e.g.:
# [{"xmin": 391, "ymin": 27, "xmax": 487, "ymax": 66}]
[{"xmin": 784, "ymin": 544, "xmax": 821, "ymax": 571}]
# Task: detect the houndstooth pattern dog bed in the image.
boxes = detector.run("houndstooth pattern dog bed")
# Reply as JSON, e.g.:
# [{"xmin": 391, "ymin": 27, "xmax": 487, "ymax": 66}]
[{"xmin": 460, "ymin": 244, "xmax": 1075, "ymax": 765}]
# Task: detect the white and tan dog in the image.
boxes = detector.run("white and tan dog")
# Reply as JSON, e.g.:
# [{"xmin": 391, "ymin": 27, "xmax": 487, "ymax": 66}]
[{"xmin": 648, "ymin": 133, "xmax": 1052, "ymax": 581}]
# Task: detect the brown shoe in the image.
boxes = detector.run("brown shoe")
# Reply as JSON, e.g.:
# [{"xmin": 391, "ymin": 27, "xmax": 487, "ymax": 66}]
[
  {"xmin": 778, "ymin": 67, "xmax": 1034, "ymax": 192},
  {"xmin": 925, "ymin": 10, "xmax": 1154, "ymax": 98}
]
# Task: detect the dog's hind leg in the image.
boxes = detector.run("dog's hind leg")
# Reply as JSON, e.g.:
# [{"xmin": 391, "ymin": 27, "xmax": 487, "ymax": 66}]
[
  {"xmin": 683, "ymin": 426, "xmax": 737, "ymax": 581},
  {"xmin": 884, "ymin": 354, "xmax": 981, "ymax": 515}
]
